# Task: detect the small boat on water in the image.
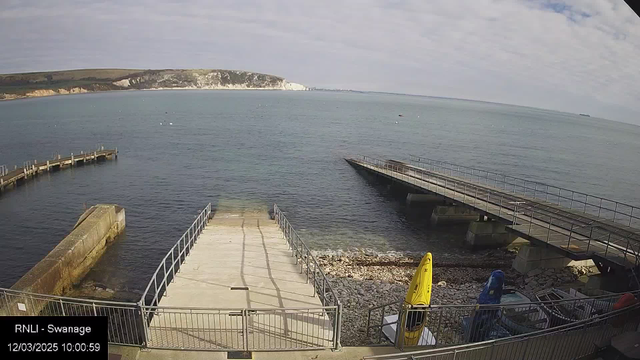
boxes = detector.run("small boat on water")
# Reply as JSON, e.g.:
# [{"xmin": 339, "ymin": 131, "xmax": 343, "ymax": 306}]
[{"xmin": 500, "ymin": 289, "xmax": 550, "ymax": 334}]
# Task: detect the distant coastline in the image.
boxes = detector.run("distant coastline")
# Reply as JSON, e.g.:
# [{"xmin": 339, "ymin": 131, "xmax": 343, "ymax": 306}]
[{"xmin": 0, "ymin": 69, "xmax": 307, "ymax": 101}]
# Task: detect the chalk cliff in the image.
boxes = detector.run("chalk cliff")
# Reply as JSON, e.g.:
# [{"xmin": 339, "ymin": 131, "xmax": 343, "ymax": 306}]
[{"xmin": 0, "ymin": 69, "xmax": 307, "ymax": 100}]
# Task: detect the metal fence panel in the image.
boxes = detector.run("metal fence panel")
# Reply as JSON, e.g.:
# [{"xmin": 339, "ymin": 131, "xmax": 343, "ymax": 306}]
[{"xmin": 0, "ymin": 288, "xmax": 143, "ymax": 346}]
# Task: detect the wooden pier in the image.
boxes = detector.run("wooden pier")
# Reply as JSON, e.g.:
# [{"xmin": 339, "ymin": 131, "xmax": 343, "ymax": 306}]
[
  {"xmin": 0, "ymin": 147, "xmax": 117, "ymax": 193},
  {"xmin": 347, "ymin": 156, "xmax": 640, "ymax": 272}
]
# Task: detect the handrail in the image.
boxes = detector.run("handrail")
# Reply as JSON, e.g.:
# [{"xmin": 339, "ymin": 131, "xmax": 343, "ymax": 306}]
[
  {"xmin": 140, "ymin": 203, "xmax": 212, "ymax": 306},
  {"xmin": 141, "ymin": 304, "xmax": 338, "ymax": 311},
  {"xmin": 366, "ymin": 289, "xmax": 639, "ymax": 349},
  {"xmin": 273, "ymin": 203, "xmax": 342, "ymax": 349},
  {"xmin": 409, "ymin": 154, "xmax": 640, "ymax": 229},
  {"xmin": 355, "ymin": 156, "xmax": 640, "ymax": 267},
  {"xmin": 364, "ymin": 301, "xmax": 640, "ymax": 359},
  {"xmin": 368, "ymin": 289, "xmax": 639, "ymax": 312},
  {"xmin": 1, "ymin": 287, "xmax": 143, "ymax": 346}
]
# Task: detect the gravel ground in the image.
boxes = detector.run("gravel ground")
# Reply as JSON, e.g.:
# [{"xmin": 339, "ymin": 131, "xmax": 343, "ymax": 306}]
[{"xmin": 316, "ymin": 250, "xmax": 594, "ymax": 346}]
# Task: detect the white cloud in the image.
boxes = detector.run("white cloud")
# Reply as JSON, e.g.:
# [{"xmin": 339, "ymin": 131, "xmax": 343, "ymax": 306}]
[{"xmin": 1, "ymin": 0, "xmax": 639, "ymax": 123}]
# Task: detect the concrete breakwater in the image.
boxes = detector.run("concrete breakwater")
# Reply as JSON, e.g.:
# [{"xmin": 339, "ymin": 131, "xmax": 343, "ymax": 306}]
[{"xmin": 6, "ymin": 204, "xmax": 125, "ymax": 314}]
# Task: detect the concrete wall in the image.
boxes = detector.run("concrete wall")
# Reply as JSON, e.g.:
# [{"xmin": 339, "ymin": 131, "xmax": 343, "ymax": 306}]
[
  {"xmin": 10, "ymin": 204, "xmax": 125, "ymax": 297},
  {"xmin": 406, "ymin": 193, "xmax": 444, "ymax": 206},
  {"xmin": 465, "ymin": 221, "xmax": 516, "ymax": 249},
  {"xmin": 512, "ymin": 244, "xmax": 595, "ymax": 274},
  {"xmin": 430, "ymin": 205, "xmax": 479, "ymax": 225}
]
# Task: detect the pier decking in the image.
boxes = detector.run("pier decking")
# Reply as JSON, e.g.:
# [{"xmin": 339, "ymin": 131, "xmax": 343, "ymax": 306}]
[
  {"xmin": 0, "ymin": 148, "xmax": 117, "ymax": 192},
  {"xmin": 347, "ymin": 156, "xmax": 640, "ymax": 271},
  {"xmin": 142, "ymin": 208, "xmax": 338, "ymax": 351}
]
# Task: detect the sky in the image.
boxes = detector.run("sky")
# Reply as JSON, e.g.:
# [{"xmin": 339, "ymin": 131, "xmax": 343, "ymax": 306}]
[{"xmin": 1, "ymin": 0, "xmax": 639, "ymax": 124}]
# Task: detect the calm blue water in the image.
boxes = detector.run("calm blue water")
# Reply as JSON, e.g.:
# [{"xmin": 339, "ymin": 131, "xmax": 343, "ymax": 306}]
[{"xmin": 1, "ymin": 90, "xmax": 639, "ymax": 297}]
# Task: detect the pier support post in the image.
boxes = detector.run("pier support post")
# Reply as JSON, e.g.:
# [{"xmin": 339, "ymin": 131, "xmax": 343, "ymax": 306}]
[
  {"xmin": 406, "ymin": 193, "xmax": 444, "ymax": 206},
  {"xmin": 430, "ymin": 205, "xmax": 479, "ymax": 226},
  {"xmin": 512, "ymin": 245, "xmax": 595, "ymax": 274},
  {"xmin": 465, "ymin": 221, "xmax": 515, "ymax": 249}
]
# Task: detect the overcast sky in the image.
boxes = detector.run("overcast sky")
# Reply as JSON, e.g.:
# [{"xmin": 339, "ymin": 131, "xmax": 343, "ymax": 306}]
[{"xmin": 1, "ymin": 0, "xmax": 639, "ymax": 124}]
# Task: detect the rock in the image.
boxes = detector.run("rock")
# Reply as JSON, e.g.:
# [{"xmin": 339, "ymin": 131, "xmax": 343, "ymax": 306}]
[{"xmin": 527, "ymin": 268, "xmax": 543, "ymax": 277}]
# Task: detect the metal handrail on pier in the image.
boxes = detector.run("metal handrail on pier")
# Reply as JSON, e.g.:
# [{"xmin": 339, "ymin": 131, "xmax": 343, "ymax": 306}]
[
  {"xmin": 273, "ymin": 203, "xmax": 343, "ymax": 349},
  {"xmin": 409, "ymin": 155, "xmax": 640, "ymax": 230},
  {"xmin": 140, "ymin": 203, "xmax": 212, "ymax": 307},
  {"xmin": 354, "ymin": 156, "xmax": 640, "ymax": 268}
]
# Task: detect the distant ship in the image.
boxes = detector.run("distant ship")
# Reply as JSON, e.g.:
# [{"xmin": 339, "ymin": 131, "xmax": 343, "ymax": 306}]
[{"xmin": 579, "ymin": 113, "xmax": 591, "ymax": 117}]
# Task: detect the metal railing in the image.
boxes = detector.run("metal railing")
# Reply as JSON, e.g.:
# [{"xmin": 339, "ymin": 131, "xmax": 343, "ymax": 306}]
[
  {"xmin": 0, "ymin": 287, "xmax": 144, "ymax": 346},
  {"xmin": 364, "ymin": 299, "xmax": 640, "ymax": 360},
  {"xmin": 366, "ymin": 290, "xmax": 636, "ymax": 350},
  {"xmin": 409, "ymin": 155, "xmax": 640, "ymax": 229},
  {"xmin": 142, "ymin": 305, "xmax": 337, "ymax": 351},
  {"xmin": 0, "ymin": 203, "xmax": 342, "ymax": 351},
  {"xmin": 356, "ymin": 156, "xmax": 640, "ymax": 267},
  {"xmin": 273, "ymin": 203, "xmax": 343, "ymax": 349},
  {"xmin": 137, "ymin": 203, "xmax": 341, "ymax": 351},
  {"xmin": 140, "ymin": 203, "xmax": 212, "ymax": 307}
]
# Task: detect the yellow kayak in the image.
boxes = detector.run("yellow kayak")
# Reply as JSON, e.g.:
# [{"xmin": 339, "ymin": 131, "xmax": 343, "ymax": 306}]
[{"xmin": 401, "ymin": 252, "xmax": 432, "ymax": 346}]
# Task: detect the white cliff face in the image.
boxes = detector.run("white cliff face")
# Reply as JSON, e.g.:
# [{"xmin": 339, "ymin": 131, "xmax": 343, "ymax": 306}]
[
  {"xmin": 1, "ymin": 69, "xmax": 308, "ymax": 101},
  {"xmin": 112, "ymin": 79, "xmax": 130, "ymax": 87},
  {"xmin": 282, "ymin": 82, "xmax": 307, "ymax": 91},
  {"xmin": 115, "ymin": 71, "xmax": 307, "ymax": 91}
]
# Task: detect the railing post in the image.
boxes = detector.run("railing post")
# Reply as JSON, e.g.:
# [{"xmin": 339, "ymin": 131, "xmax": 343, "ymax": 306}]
[
  {"xmin": 395, "ymin": 305, "xmax": 408, "ymax": 350},
  {"xmin": 583, "ymin": 195, "xmax": 588, "ymax": 213},
  {"xmin": 598, "ymin": 198, "xmax": 603, "ymax": 217},
  {"xmin": 529, "ymin": 209, "xmax": 534, "ymax": 235},
  {"xmin": 153, "ymin": 277, "xmax": 158, "ymax": 304},
  {"xmin": 613, "ymin": 203, "xmax": 618, "ymax": 222},
  {"xmin": 570, "ymin": 192, "xmax": 574, "ymax": 209},
  {"xmin": 322, "ymin": 278, "xmax": 326, "ymax": 305},
  {"xmin": 630, "ymin": 208, "xmax": 634, "ymax": 227},
  {"xmin": 242, "ymin": 309, "xmax": 249, "ymax": 351},
  {"xmin": 486, "ymin": 190, "xmax": 490, "ymax": 211},
  {"xmin": 138, "ymin": 301, "xmax": 149, "ymax": 347},
  {"xmin": 334, "ymin": 303, "xmax": 343, "ymax": 350},
  {"xmin": 567, "ymin": 224, "xmax": 574, "ymax": 248},
  {"xmin": 306, "ymin": 248, "xmax": 310, "ymax": 283},
  {"xmin": 171, "ymin": 249, "xmax": 175, "ymax": 280}
]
